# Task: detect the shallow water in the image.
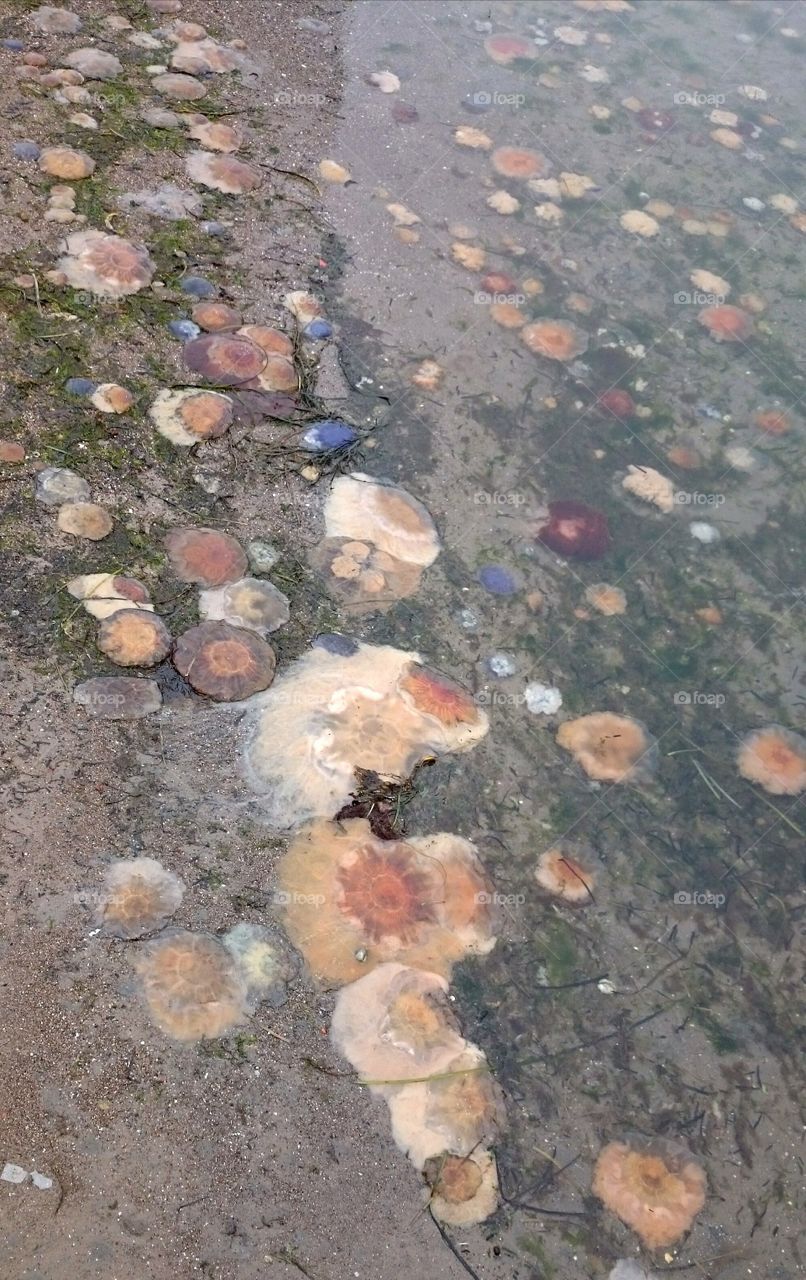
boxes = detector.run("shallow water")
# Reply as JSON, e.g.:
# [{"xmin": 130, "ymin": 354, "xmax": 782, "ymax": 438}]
[{"xmin": 314, "ymin": 1, "xmax": 805, "ymax": 1273}]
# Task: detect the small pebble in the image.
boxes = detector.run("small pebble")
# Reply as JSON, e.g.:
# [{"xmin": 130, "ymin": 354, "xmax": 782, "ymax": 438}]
[
  {"xmin": 457, "ymin": 607, "xmax": 479, "ymax": 630},
  {"xmin": 180, "ymin": 275, "xmax": 217, "ymax": 298},
  {"xmin": 247, "ymin": 538, "xmax": 281, "ymax": 572},
  {"xmin": 478, "ymin": 564, "xmax": 519, "ymax": 595},
  {"xmin": 312, "ymin": 633, "xmax": 359, "ymax": 656},
  {"xmin": 65, "ymin": 377, "xmax": 97, "ymax": 396},
  {"xmin": 1, "ymin": 38, "xmax": 25, "ymax": 51},
  {"xmin": 201, "ymin": 220, "xmax": 227, "ymax": 237},
  {"xmin": 486, "ymin": 653, "xmax": 517, "ymax": 678},
  {"xmin": 168, "ymin": 318, "xmax": 201, "ymax": 340},
  {"xmin": 13, "ymin": 140, "xmax": 41, "ymax": 161},
  {"xmin": 302, "ymin": 419, "xmax": 357, "ymax": 451},
  {"xmin": 303, "ymin": 319, "xmax": 333, "ymax": 339}
]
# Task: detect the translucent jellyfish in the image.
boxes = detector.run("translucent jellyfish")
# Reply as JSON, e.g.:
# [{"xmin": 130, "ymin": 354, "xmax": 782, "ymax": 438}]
[
  {"xmin": 223, "ymin": 922, "xmax": 296, "ymax": 1008},
  {"xmin": 698, "ymin": 305, "xmax": 753, "ymax": 342},
  {"xmin": 74, "ymin": 676, "xmax": 161, "ymax": 719},
  {"xmin": 95, "ymin": 857, "xmax": 184, "ymax": 938},
  {"xmin": 244, "ymin": 643, "xmax": 488, "ymax": 828},
  {"xmin": 57, "ymin": 502, "xmax": 113, "ymax": 540},
  {"xmin": 324, "ymin": 474, "xmax": 440, "ymax": 567},
  {"xmin": 534, "ymin": 844, "xmax": 596, "ymax": 904},
  {"xmin": 191, "ymin": 302, "xmax": 242, "ymax": 331},
  {"xmin": 556, "ymin": 712, "xmax": 657, "ymax": 782},
  {"xmin": 521, "ymin": 320, "xmax": 588, "ymax": 360},
  {"xmin": 585, "ymin": 583, "xmax": 627, "ymax": 615},
  {"xmin": 311, "ymin": 538, "xmax": 423, "ymax": 612},
  {"xmin": 277, "ymin": 819, "xmax": 496, "ymax": 984},
  {"xmin": 483, "ymin": 34, "xmax": 533, "ymax": 65},
  {"xmin": 91, "ymin": 384, "xmax": 134, "ymax": 414},
  {"xmin": 118, "ymin": 183, "xmax": 203, "ymax": 221},
  {"xmin": 30, "ymin": 6, "xmax": 81, "ymax": 34},
  {"xmin": 182, "ymin": 332, "xmax": 267, "ymax": 385},
  {"xmin": 152, "ymin": 72, "xmax": 207, "ymax": 100},
  {"xmin": 164, "ymin": 526, "xmax": 248, "ymax": 586},
  {"xmin": 97, "ymin": 610, "xmax": 171, "ymax": 667},
  {"xmin": 137, "ymin": 931, "xmax": 247, "ymax": 1041},
  {"xmin": 185, "ymin": 150, "xmax": 261, "ymax": 194},
  {"xmin": 150, "ymin": 388, "xmax": 233, "ymax": 446},
  {"xmin": 592, "ymin": 1136, "xmax": 706, "ymax": 1248},
  {"xmin": 36, "ymin": 466, "xmax": 90, "ymax": 506},
  {"xmin": 737, "ymin": 725, "xmax": 806, "ymax": 795},
  {"xmin": 491, "ymin": 146, "xmax": 549, "ymax": 179},
  {"xmin": 386, "ymin": 1045, "xmax": 504, "ymax": 1168},
  {"xmin": 172, "ymin": 621, "xmax": 276, "ymax": 700},
  {"xmin": 537, "ymin": 500, "xmax": 611, "ymax": 560},
  {"xmin": 58, "ymin": 230, "xmax": 155, "ymax": 299},
  {"xmin": 198, "ymin": 577, "xmax": 290, "ymax": 634},
  {"xmin": 68, "ymin": 573, "xmax": 153, "ymax": 620},
  {"xmin": 170, "ymin": 38, "xmax": 239, "ymax": 74},
  {"xmin": 425, "ymin": 1149, "xmax": 499, "ymax": 1225}
]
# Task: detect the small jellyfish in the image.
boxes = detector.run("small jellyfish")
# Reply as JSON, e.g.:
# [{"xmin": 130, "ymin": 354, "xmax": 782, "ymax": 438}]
[
  {"xmin": 136, "ymin": 930, "xmax": 247, "ymax": 1041},
  {"xmin": 302, "ymin": 419, "xmax": 358, "ymax": 451},
  {"xmin": 198, "ymin": 577, "xmax": 290, "ymax": 635},
  {"xmin": 164, "ymin": 526, "xmax": 248, "ymax": 587},
  {"xmin": 737, "ymin": 725, "xmax": 806, "ymax": 795},
  {"xmin": 185, "ymin": 150, "xmax": 261, "ymax": 194},
  {"xmin": 73, "ymin": 676, "xmax": 162, "ymax": 719},
  {"xmin": 181, "ymin": 275, "xmax": 217, "ymax": 298},
  {"xmin": 477, "ymin": 565, "xmax": 519, "ymax": 595},
  {"xmin": 537, "ymin": 500, "xmax": 611, "ymax": 560},
  {"xmin": 521, "ymin": 320, "xmax": 588, "ymax": 361},
  {"xmin": 35, "ymin": 466, "xmax": 90, "ymax": 506},
  {"xmin": 556, "ymin": 712, "xmax": 657, "ymax": 782},
  {"xmin": 592, "ymin": 1135, "xmax": 706, "ymax": 1249},
  {"xmin": 95, "ymin": 857, "xmax": 184, "ymax": 938},
  {"xmin": 172, "ymin": 621, "xmax": 276, "ymax": 700},
  {"xmin": 58, "ymin": 230, "xmax": 155, "ymax": 300},
  {"xmin": 57, "ymin": 502, "xmax": 114, "ymax": 541},
  {"xmin": 97, "ymin": 610, "xmax": 172, "ymax": 667}
]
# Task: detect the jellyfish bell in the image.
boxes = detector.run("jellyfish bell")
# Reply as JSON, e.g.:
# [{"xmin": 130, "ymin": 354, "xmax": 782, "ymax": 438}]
[
  {"xmin": 592, "ymin": 1135, "xmax": 707, "ymax": 1248},
  {"xmin": 185, "ymin": 150, "xmax": 261, "ymax": 194},
  {"xmin": 198, "ymin": 577, "xmax": 290, "ymax": 635},
  {"xmin": 182, "ymin": 332, "xmax": 267, "ymax": 385},
  {"xmin": 136, "ymin": 930, "xmax": 247, "ymax": 1041},
  {"xmin": 424, "ymin": 1149, "xmax": 500, "ymax": 1226},
  {"xmin": 98, "ymin": 609, "xmax": 172, "ymax": 667},
  {"xmin": 164, "ymin": 526, "xmax": 248, "ymax": 587},
  {"xmin": 172, "ymin": 621, "xmax": 276, "ymax": 700},
  {"xmin": 58, "ymin": 230, "xmax": 155, "ymax": 299},
  {"xmin": 597, "ymin": 388, "xmax": 635, "ymax": 420},
  {"xmin": 521, "ymin": 319, "xmax": 588, "ymax": 361},
  {"xmin": 149, "ymin": 388, "xmax": 233, "ymax": 446},
  {"xmin": 537, "ymin": 500, "xmax": 611, "ymax": 560},
  {"xmin": 737, "ymin": 725, "xmax": 806, "ymax": 795},
  {"xmin": 324, "ymin": 473, "xmax": 441, "ymax": 567},
  {"xmin": 386, "ymin": 1045, "xmax": 505, "ymax": 1169},
  {"xmin": 39, "ymin": 146, "xmax": 95, "ymax": 180},
  {"xmin": 95, "ymin": 857, "xmax": 184, "ymax": 938},
  {"xmin": 534, "ymin": 843, "xmax": 597, "ymax": 904},
  {"xmin": 483, "ymin": 33, "xmax": 533, "ymax": 65},
  {"xmin": 698, "ymin": 305, "xmax": 753, "ymax": 342},
  {"xmin": 491, "ymin": 146, "xmax": 550, "ymax": 180},
  {"xmin": 622, "ymin": 464, "xmax": 676, "ymax": 514},
  {"xmin": 556, "ymin": 712, "xmax": 657, "ymax": 782},
  {"xmin": 68, "ymin": 573, "xmax": 153, "ymax": 620}
]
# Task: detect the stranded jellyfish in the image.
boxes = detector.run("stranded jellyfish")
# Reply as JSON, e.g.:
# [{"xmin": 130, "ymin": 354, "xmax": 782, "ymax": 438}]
[
  {"xmin": 277, "ymin": 818, "xmax": 495, "ymax": 983},
  {"xmin": 521, "ymin": 319, "xmax": 588, "ymax": 361},
  {"xmin": 68, "ymin": 573, "xmax": 153, "ymax": 620},
  {"xmin": 191, "ymin": 302, "xmax": 243, "ymax": 331},
  {"xmin": 386, "ymin": 1044, "xmax": 504, "ymax": 1170},
  {"xmin": 98, "ymin": 610, "xmax": 171, "ymax": 667},
  {"xmin": 64, "ymin": 47, "xmax": 122, "ymax": 79},
  {"xmin": 592, "ymin": 1136, "xmax": 706, "ymax": 1249},
  {"xmin": 95, "ymin": 857, "xmax": 184, "ymax": 938},
  {"xmin": 556, "ymin": 712, "xmax": 657, "ymax": 782},
  {"xmin": 73, "ymin": 676, "xmax": 161, "ymax": 719},
  {"xmin": 537, "ymin": 500, "xmax": 611, "ymax": 560},
  {"xmin": 172, "ymin": 621, "xmax": 276, "ymax": 700},
  {"xmin": 58, "ymin": 230, "xmax": 155, "ymax": 299},
  {"xmin": 185, "ymin": 150, "xmax": 261, "ymax": 194},
  {"xmin": 39, "ymin": 147, "xmax": 95, "ymax": 179},
  {"xmin": 149, "ymin": 388, "xmax": 233, "ymax": 446},
  {"xmin": 424, "ymin": 1150, "xmax": 499, "ymax": 1226},
  {"xmin": 698, "ymin": 305, "xmax": 753, "ymax": 342},
  {"xmin": 534, "ymin": 844, "xmax": 596, "ymax": 904},
  {"xmin": 152, "ymin": 73, "xmax": 207, "ymax": 101},
  {"xmin": 57, "ymin": 502, "xmax": 113, "ymax": 540},
  {"xmin": 312, "ymin": 538, "xmax": 423, "ymax": 611},
  {"xmin": 182, "ymin": 332, "xmax": 267, "ymax": 385},
  {"xmin": 164, "ymin": 526, "xmax": 248, "ymax": 587},
  {"xmin": 324, "ymin": 473, "xmax": 440, "ymax": 567},
  {"xmin": 737, "ymin": 725, "xmax": 806, "ymax": 795},
  {"xmin": 198, "ymin": 577, "xmax": 290, "ymax": 635},
  {"xmin": 137, "ymin": 930, "xmax": 247, "ymax": 1041},
  {"xmin": 185, "ymin": 116, "xmax": 242, "ymax": 150}
]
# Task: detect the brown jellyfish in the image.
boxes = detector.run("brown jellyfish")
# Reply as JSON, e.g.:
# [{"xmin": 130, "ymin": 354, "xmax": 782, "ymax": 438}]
[
  {"xmin": 95, "ymin": 857, "xmax": 185, "ymax": 938},
  {"xmin": 172, "ymin": 621, "xmax": 276, "ymax": 700},
  {"xmin": 186, "ymin": 117, "xmax": 243, "ymax": 152},
  {"xmin": 58, "ymin": 230, "xmax": 155, "ymax": 299},
  {"xmin": 191, "ymin": 302, "xmax": 243, "ymax": 331},
  {"xmin": 199, "ymin": 577, "xmax": 290, "ymax": 635},
  {"xmin": 277, "ymin": 819, "xmax": 495, "ymax": 984},
  {"xmin": 698, "ymin": 305, "xmax": 753, "ymax": 342},
  {"xmin": 556, "ymin": 712, "xmax": 657, "ymax": 782},
  {"xmin": 56, "ymin": 502, "xmax": 114, "ymax": 540},
  {"xmin": 185, "ymin": 150, "xmax": 261, "ymax": 194},
  {"xmin": 398, "ymin": 663, "xmax": 481, "ymax": 731},
  {"xmin": 311, "ymin": 537, "xmax": 424, "ymax": 612},
  {"xmin": 136, "ymin": 930, "xmax": 247, "ymax": 1041},
  {"xmin": 592, "ymin": 1136, "xmax": 706, "ymax": 1248},
  {"xmin": 98, "ymin": 609, "xmax": 172, "ymax": 668},
  {"xmin": 330, "ymin": 962, "xmax": 467, "ymax": 1079},
  {"xmin": 182, "ymin": 332, "xmax": 267, "ymax": 385},
  {"xmin": 64, "ymin": 48, "xmax": 123, "ymax": 80},
  {"xmin": 737, "ymin": 725, "xmax": 806, "ymax": 795},
  {"xmin": 164, "ymin": 526, "xmax": 248, "ymax": 586},
  {"xmin": 91, "ymin": 383, "xmax": 134, "ymax": 414},
  {"xmin": 237, "ymin": 324, "xmax": 294, "ymax": 359},
  {"xmin": 73, "ymin": 676, "xmax": 162, "ymax": 719},
  {"xmin": 585, "ymin": 583, "xmax": 627, "ymax": 615},
  {"xmin": 68, "ymin": 573, "xmax": 153, "ymax": 620},
  {"xmin": 152, "ymin": 72, "xmax": 208, "ymax": 100},
  {"xmin": 753, "ymin": 408, "xmax": 790, "ymax": 436},
  {"xmin": 170, "ymin": 38, "xmax": 239, "ymax": 74},
  {"xmin": 521, "ymin": 319, "xmax": 588, "ymax": 361},
  {"xmin": 324, "ymin": 473, "xmax": 441, "ymax": 567},
  {"xmin": 233, "ymin": 326, "xmax": 297, "ymax": 390},
  {"xmin": 386, "ymin": 1046, "xmax": 505, "ymax": 1168},
  {"xmin": 149, "ymin": 388, "xmax": 233, "ymax": 446},
  {"xmin": 534, "ymin": 844, "xmax": 596, "ymax": 904},
  {"xmin": 491, "ymin": 146, "xmax": 549, "ymax": 179},
  {"xmin": 39, "ymin": 147, "xmax": 95, "ymax": 180},
  {"xmin": 244, "ymin": 643, "xmax": 490, "ymax": 828},
  {"xmin": 483, "ymin": 33, "xmax": 533, "ymax": 65},
  {"xmin": 424, "ymin": 1150, "xmax": 500, "ymax": 1226}
]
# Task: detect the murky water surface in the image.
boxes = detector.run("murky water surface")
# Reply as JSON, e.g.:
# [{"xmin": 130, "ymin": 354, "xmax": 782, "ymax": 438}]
[{"xmin": 317, "ymin": 1, "xmax": 805, "ymax": 1274}]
